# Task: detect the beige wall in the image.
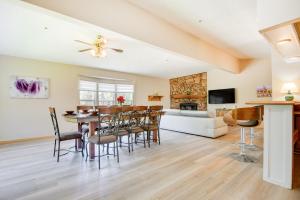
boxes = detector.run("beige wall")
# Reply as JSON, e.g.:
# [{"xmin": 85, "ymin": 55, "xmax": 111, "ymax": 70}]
[
  {"xmin": 271, "ymin": 50, "xmax": 300, "ymax": 100},
  {"xmin": 0, "ymin": 55, "xmax": 169, "ymax": 141},
  {"xmin": 207, "ymin": 59, "xmax": 272, "ymax": 110}
]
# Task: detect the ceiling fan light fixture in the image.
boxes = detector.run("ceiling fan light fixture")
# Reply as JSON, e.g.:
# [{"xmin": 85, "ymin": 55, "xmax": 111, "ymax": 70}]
[
  {"xmin": 99, "ymin": 50, "xmax": 107, "ymax": 58},
  {"xmin": 90, "ymin": 48, "xmax": 106, "ymax": 58},
  {"xmin": 76, "ymin": 35, "xmax": 123, "ymax": 58},
  {"xmin": 90, "ymin": 49, "xmax": 96, "ymax": 57}
]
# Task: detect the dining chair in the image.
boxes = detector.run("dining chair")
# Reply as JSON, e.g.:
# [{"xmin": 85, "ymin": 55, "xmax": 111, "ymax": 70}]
[
  {"xmin": 131, "ymin": 106, "xmax": 148, "ymax": 148},
  {"xmin": 143, "ymin": 105, "xmax": 163, "ymax": 147},
  {"xmin": 232, "ymin": 106, "xmax": 262, "ymax": 162},
  {"xmin": 85, "ymin": 106, "xmax": 121, "ymax": 170},
  {"xmin": 118, "ymin": 106, "xmax": 134, "ymax": 153},
  {"xmin": 49, "ymin": 107, "xmax": 84, "ymax": 162}
]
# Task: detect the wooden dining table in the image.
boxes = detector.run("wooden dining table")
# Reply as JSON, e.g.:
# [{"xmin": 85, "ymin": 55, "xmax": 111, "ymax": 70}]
[
  {"xmin": 63, "ymin": 113, "xmax": 98, "ymax": 159},
  {"xmin": 63, "ymin": 112, "xmax": 160, "ymax": 159}
]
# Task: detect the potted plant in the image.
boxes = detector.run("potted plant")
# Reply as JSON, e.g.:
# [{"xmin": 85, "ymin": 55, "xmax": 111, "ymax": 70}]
[{"xmin": 117, "ymin": 95, "xmax": 125, "ymax": 106}]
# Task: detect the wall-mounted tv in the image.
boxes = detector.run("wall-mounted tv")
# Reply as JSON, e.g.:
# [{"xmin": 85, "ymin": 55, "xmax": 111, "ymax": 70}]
[{"xmin": 208, "ymin": 88, "xmax": 236, "ymax": 104}]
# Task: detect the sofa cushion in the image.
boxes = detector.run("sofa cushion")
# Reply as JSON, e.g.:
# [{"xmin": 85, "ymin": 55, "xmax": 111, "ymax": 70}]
[
  {"xmin": 180, "ymin": 110, "xmax": 209, "ymax": 117},
  {"xmin": 163, "ymin": 109, "xmax": 209, "ymax": 117}
]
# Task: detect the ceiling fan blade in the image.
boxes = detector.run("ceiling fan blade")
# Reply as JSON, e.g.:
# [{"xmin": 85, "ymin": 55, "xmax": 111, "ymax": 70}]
[
  {"xmin": 74, "ymin": 40, "xmax": 93, "ymax": 46},
  {"xmin": 109, "ymin": 48, "xmax": 124, "ymax": 53},
  {"xmin": 78, "ymin": 48, "xmax": 92, "ymax": 52}
]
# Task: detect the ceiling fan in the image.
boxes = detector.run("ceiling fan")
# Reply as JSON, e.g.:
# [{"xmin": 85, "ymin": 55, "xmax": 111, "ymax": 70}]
[{"xmin": 75, "ymin": 35, "xmax": 124, "ymax": 58}]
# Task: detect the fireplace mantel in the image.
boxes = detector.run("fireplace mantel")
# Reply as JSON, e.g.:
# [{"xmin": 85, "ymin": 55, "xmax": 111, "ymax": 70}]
[{"xmin": 171, "ymin": 94, "xmax": 204, "ymax": 99}]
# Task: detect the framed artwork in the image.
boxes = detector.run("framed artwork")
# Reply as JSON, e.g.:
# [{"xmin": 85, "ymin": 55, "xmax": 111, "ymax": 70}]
[
  {"xmin": 256, "ymin": 85, "xmax": 272, "ymax": 97},
  {"xmin": 10, "ymin": 76, "xmax": 49, "ymax": 98}
]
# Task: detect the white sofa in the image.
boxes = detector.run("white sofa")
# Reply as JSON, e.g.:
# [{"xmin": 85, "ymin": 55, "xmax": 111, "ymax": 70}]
[{"xmin": 160, "ymin": 109, "xmax": 228, "ymax": 138}]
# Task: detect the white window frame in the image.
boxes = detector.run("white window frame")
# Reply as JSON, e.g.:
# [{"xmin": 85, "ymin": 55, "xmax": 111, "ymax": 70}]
[{"xmin": 79, "ymin": 76, "xmax": 135, "ymax": 106}]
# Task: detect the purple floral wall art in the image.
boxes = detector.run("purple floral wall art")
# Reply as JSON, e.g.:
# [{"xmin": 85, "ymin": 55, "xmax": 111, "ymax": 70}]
[{"xmin": 10, "ymin": 76, "xmax": 49, "ymax": 98}]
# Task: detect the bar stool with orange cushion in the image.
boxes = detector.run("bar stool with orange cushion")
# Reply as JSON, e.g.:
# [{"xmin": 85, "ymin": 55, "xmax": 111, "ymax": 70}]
[{"xmin": 232, "ymin": 106, "xmax": 262, "ymax": 163}]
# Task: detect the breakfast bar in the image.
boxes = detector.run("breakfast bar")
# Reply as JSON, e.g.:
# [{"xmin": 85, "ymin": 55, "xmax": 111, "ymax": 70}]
[{"xmin": 247, "ymin": 101, "xmax": 299, "ymax": 189}]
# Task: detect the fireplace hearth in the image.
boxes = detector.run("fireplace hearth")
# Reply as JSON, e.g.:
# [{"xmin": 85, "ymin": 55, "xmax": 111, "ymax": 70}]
[{"xmin": 180, "ymin": 102, "xmax": 198, "ymax": 110}]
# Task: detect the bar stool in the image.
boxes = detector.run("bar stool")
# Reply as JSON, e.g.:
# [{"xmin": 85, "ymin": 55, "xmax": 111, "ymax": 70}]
[{"xmin": 232, "ymin": 106, "xmax": 262, "ymax": 163}]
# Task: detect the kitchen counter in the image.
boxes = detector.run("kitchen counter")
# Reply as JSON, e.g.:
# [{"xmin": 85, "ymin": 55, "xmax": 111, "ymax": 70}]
[{"xmin": 245, "ymin": 100, "xmax": 297, "ymax": 189}]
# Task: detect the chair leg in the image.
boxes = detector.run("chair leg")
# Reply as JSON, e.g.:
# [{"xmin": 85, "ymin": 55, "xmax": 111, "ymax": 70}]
[
  {"xmin": 143, "ymin": 132, "xmax": 146, "ymax": 148},
  {"xmin": 57, "ymin": 141, "xmax": 60, "ymax": 162},
  {"xmin": 120, "ymin": 136, "xmax": 122, "ymax": 147},
  {"xmin": 116, "ymin": 141, "xmax": 119, "ymax": 163},
  {"xmin": 127, "ymin": 134, "xmax": 131, "ymax": 153},
  {"xmin": 240, "ymin": 128, "xmax": 246, "ymax": 156},
  {"xmin": 247, "ymin": 128, "xmax": 258, "ymax": 150},
  {"xmin": 53, "ymin": 139, "xmax": 56, "ymax": 157},
  {"xmin": 148, "ymin": 131, "xmax": 150, "ymax": 148},
  {"xmin": 232, "ymin": 127, "xmax": 256, "ymax": 163},
  {"xmin": 82, "ymin": 138, "xmax": 85, "ymax": 150},
  {"xmin": 135, "ymin": 134, "xmax": 137, "ymax": 144},
  {"xmin": 131, "ymin": 134, "xmax": 134, "ymax": 152},
  {"xmin": 98, "ymin": 144, "xmax": 101, "ymax": 170},
  {"xmin": 113, "ymin": 142, "xmax": 116, "ymax": 157},
  {"xmin": 81, "ymin": 139, "xmax": 84, "ymax": 157},
  {"xmin": 75, "ymin": 139, "xmax": 78, "ymax": 152},
  {"xmin": 85, "ymin": 142, "xmax": 89, "ymax": 162},
  {"xmin": 107, "ymin": 143, "xmax": 109, "ymax": 158},
  {"xmin": 158, "ymin": 129, "xmax": 161, "ymax": 145}
]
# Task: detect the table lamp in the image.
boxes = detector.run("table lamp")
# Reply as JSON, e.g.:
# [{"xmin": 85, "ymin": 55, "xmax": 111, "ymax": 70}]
[{"xmin": 281, "ymin": 82, "xmax": 298, "ymax": 101}]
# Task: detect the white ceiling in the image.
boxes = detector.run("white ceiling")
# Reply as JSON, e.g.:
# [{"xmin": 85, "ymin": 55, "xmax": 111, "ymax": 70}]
[
  {"xmin": 128, "ymin": 0, "xmax": 271, "ymax": 59},
  {"xmin": 0, "ymin": 0, "xmax": 213, "ymax": 78}
]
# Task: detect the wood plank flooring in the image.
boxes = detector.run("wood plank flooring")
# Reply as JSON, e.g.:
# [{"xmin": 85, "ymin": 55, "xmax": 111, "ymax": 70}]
[{"xmin": 0, "ymin": 127, "xmax": 300, "ymax": 200}]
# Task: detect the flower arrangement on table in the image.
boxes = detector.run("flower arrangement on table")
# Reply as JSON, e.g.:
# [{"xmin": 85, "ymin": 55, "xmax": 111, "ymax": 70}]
[{"xmin": 117, "ymin": 96, "xmax": 125, "ymax": 106}]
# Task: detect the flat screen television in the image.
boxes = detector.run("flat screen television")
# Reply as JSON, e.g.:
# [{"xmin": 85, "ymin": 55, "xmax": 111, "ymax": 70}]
[{"xmin": 208, "ymin": 88, "xmax": 235, "ymax": 104}]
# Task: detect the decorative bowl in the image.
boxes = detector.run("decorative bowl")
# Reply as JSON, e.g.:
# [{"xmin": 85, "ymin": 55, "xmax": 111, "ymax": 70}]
[
  {"xmin": 90, "ymin": 111, "xmax": 98, "ymax": 116},
  {"xmin": 65, "ymin": 111, "xmax": 75, "ymax": 115},
  {"xmin": 81, "ymin": 109, "xmax": 89, "ymax": 114}
]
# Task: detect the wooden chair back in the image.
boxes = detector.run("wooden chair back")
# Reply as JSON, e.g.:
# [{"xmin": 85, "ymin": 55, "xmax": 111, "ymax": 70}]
[
  {"xmin": 98, "ymin": 106, "xmax": 121, "ymax": 115},
  {"xmin": 95, "ymin": 105, "xmax": 108, "ymax": 110},
  {"xmin": 131, "ymin": 106, "xmax": 148, "ymax": 127},
  {"xmin": 149, "ymin": 105, "xmax": 163, "ymax": 111},
  {"xmin": 121, "ymin": 106, "xmax": 134, "ymax": 112},
  {"xmin": 97, "ymin": 106, "xmax": 122, "ymax": 135},
  {"xmin": 133, "ymin": 106, "xmax": 148, "ymax": 111},
  {"xmin": 147, "ymin": 106, "xmax": 164, "ymax": 126},
  {"xmin": 120, "ymin": 106, "xmax": 133, "ymax": 128}
]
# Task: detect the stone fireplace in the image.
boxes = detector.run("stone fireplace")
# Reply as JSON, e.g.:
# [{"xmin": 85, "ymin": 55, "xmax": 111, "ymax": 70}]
[{"xmin": 170, "ymin": 73, "xmax": 207, "ymax": 111}]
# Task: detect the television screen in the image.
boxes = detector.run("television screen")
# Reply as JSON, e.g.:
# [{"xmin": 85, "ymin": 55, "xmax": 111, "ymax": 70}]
[{"xmin": 208, "ymin": 88, "xmax": 235, "ymax": 104}]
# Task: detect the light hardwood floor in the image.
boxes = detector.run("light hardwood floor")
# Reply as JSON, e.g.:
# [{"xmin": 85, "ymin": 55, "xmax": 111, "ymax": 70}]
[{"xmin": 0, "ymin": 127, "xmax": 300, "ymax": 200}]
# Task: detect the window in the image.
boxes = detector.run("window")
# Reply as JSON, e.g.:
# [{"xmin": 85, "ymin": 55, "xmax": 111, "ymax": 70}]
[
  {"xmin": 79, "ymin": 78, "xmax": 134, "ymax": 106},
  {"xmin": 79, "ymin": 80, "xmax": 97, "ymax": 106}
]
